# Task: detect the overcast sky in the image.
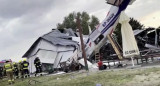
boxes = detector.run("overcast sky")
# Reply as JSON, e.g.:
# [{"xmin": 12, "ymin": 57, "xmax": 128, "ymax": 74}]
[{"xmin": 0, "ymin": 0, "xmax": 159, "ymax": 62}]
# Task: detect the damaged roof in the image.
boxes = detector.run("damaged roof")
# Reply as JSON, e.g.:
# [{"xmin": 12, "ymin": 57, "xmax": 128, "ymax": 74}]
[
  {"xmin": 42, "ymin": 30, "xmax": 78, "ymax": 47},
  {"xmin": 23, "ymin": 29, "xmax": 79, "ymax": 57}
]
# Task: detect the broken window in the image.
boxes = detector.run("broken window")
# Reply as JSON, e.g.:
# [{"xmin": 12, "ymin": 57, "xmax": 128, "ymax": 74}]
[{"xmin": 94, "ymin": 35, "xmax": 104, "ymax": 45}]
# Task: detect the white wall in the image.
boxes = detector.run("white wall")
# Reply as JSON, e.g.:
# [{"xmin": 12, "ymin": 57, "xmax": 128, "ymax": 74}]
[
  {"xmin": 29, "ymin": 39, "xmax": 57, "ymax": 57},
  {"xmin": 53, "ymin": 52, "xmax": 63, "ymax": 68},
  {"xmin": 36, "ymin": 50, "xmax": 57, "ymax": 63},
  {"xmin": 38, "ymin": 39, "xmax": 58, "ymax": 51},
  {"xmin": 56, "ymin": 45, "xmax": 74, "ymax": 52},
  {"xmin": 29, "ymin": 39, "xmax": 75, "ymax": 56},
  {"xmin": 28, "ymin": 50, "xmax": 58, "ymax": 73},
  {"xmin": 28, "ymin": 55, "xmax": 36, "ymax": 73}
]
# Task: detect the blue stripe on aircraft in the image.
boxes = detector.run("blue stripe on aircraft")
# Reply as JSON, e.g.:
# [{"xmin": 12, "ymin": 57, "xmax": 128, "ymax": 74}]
[
  {"xmin": 101, "ymin": 0, "xmax": 131, "ymax": 34},
  {"xmin": 101, "ymin": 15, "xmax": 119, "ymax": 34},
  {"xmin": 101, "ymin": 10, "xmax": 120, "ymax": 34}
]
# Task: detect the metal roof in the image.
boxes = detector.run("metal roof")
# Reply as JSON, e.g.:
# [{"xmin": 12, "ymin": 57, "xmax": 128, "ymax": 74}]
[
  {"xmin": 133, "ymin": 30, "xmax": 144, "ymax": 36},
  {"xmin": 23, "ymin": 29, "xmax": 79, "ymax": 57}
]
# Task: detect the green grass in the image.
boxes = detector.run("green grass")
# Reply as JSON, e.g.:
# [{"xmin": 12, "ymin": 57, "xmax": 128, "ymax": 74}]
[{"xmin": 1, "ymin": 67, "xmax": 160, "ymax": 86}]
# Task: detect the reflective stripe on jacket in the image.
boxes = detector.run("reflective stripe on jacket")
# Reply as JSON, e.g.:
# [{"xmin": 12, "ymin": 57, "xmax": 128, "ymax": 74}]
[
  {"xmin": 23, "ymin": 62, "xmax": 29, "ymax": 70},
  {"xmin": 4, "ymin": 63, "xmax": 12, "ymax": 72}
]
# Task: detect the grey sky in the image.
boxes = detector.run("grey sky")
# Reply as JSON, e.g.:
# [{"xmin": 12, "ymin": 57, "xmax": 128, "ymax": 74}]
[{"xmin": 0, "ymin": 0, "xmax": 159, "ymax": 62}]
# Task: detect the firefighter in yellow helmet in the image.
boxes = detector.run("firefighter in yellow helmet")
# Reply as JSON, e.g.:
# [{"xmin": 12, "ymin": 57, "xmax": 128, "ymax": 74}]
[
  {"xmin": 22, "ymin": 58, "xmax": 29, "ymax": 78},
  {"xmin": 13, "ymin": 62, "xmax": 19, "ymax": 79},
  {"xmin": 18, "ymin": 60, "xmax": 23, "ymax": 78},
  {"xmin": 4, "ymin": 60, "xmax": 14, "ymax": 84}
]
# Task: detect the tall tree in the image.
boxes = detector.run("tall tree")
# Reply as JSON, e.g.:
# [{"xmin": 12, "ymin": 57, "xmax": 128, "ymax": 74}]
[
  {"xmin": 57, "ymin": 12, "xmax": 77, "ymax": 31},
  {"xmin": 56, "ymin": 12, "xmax": 99, "ymax": 35},
  {"xmin": 81, "ymin": 12, "xmax": 90, "ymax": 35},
  {"xmin": 129, "ymin": 18, "xmax": 144, "ymax": 30},
  {"xmin": 89, "ymin": 15, "xmax": 99, "ymax": 30}
]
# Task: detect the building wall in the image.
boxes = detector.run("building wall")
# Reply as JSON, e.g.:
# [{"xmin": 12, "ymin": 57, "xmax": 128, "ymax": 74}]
[
  {"xmin": 29, "ymin": 39, "xmax": 75, "ymax": 57},
  {"xmin": 29, "ymin": 39, "xmax": 57, "ymax": 57},
  {"xmin": 28, "ymin": 55, "xmax": 36, "ymax": 73},
  {"xmin": 28, "ymin": 50, "xmax": 58, "ymax": 73},
  {"xmin": 36, "ymin": 50, "xmax": 58, "ymax": 63},
  {"xmin": 28, "ymin": 39, "xmax": 77, "ymax": 73}
]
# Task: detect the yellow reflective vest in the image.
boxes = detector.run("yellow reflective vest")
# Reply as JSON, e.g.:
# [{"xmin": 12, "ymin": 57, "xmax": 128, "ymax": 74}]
[
  {"xmin": 23, "ymin": 62, "xmax": 29, "ymax": 70},
  {"xmin": 4, "ymin": 63, "xmax": 13, "ymax": 72}
]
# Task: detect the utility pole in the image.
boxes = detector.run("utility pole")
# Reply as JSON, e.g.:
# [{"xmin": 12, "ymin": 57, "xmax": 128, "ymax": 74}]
[
  {"xmin": 155, "ymin": 28, "xmax": 158, "ymax": 47},
  {"xmin": 76, "ymin": 16, "xmax": 89, "ymax": 71}
]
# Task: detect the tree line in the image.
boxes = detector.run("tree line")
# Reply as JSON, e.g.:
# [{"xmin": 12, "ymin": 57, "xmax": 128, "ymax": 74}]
[
  {"xmin": 57, "ymin": 12, "xmax": 99, "ymax": 35},
  {"xmin": 56, "ymin": 11, "xmax": 159, "ymax": 45}
]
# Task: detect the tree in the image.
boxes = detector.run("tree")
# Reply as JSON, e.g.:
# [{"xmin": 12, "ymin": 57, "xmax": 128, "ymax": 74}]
[
  {"xmin": 56, "ymin": 12, "xmax": 99, "ymax": 35},
  {"xmin": 89, "ymin": 15, "xmax": 99, "ymax": 30},
  {"xmin": 113, "ymin": 23, "xmax": 122, "ymax": 45},
  {"xmin": 129, "ymin": 18, "xmax": 144, "ymax": 30},
  {"xmin": 81, "ymin": 12, "xmax": 90, "ymax": 34},
  {"xmin": 114, "ymin": 18, "xmax": 144, "ymax": 46},
  {"xmin": 57, "ymin": 12, "xmax": 77, "ymax": 31}
]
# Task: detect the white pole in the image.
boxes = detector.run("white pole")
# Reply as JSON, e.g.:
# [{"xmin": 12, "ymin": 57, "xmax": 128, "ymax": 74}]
[{"xmin": 131, "ymin": 57, "xmax": 135, "ymax": 67}]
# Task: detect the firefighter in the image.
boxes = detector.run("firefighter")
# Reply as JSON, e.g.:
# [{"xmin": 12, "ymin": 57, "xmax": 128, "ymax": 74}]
[
  {"xmin": 0, "ymin": 66, "xmax": 3, "ymax": 79},
  {"xmin": 4, "ymin": 60, "xmax": 14, "ymax": 84},
  {"xmin": 98, "ymin": 53, "xmax": 104, "ymax": 70},
  {"xmin": 18, "ymin": 60, "xmax": 23, "ymax": 78},
  {"xmin": 22, "ymin": 58, "xmax": 29, "ymax": 78},
  {"xmin": 34, "ymin": 57, "xmax": 42, "ymax": 76},
  {"xmin": 13, "ymin": 62, "xmax": 19, "ymax": 79},
  {"xmin": 98, "ymin": 60, "xmax": 103, "ymax": 70}
]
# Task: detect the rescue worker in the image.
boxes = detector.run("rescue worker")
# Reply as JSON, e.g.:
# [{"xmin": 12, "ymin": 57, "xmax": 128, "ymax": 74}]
[
  {"xmin": 13, "ymin": 62, "xmax": 19, "ymax": 79},
  {"xmin": 98, "ymin": 60, "xmax": 103, "ymax": 70},
  {"xmin": 22, "ymin": 58, "xmax": 29, "ymax": 78},
  {"xmin": 0, "ymin": 66, "xmax": 3, "ymax": 79},
  {"xmin": 18, "ymin": 60, "xmax": 23, "ymax": 78},
  {"xmin": 34, "ymin": 57, "xmax": 42, "ymax": 76},
  {"xmin": 4, "ymin": 60, "xmax": 14, "ymax": 84},
  {"xmin": 98, "ymin": 53, "xmax": 104, "ymax": 70}
]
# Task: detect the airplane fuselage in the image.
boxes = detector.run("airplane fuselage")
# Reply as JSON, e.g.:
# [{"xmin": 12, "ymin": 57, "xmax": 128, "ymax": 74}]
[{"xmin": 85, "ymin": 0, "xmax": 132, "ymax": 58}]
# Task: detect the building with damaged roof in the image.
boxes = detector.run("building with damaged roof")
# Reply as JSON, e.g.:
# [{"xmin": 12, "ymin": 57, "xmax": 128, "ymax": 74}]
[{"xmin": 23, "ymin": 29, "xmax": 80, "ymax": 73}]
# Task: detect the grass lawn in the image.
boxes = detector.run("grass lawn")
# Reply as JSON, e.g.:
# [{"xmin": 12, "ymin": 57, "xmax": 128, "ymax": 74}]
[{"xmin": 1, "ymin": 67, "xmax": 160, "ymax": 86}]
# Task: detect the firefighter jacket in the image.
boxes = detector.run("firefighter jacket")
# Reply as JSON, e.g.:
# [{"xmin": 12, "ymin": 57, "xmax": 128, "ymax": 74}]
[
  {"xmin": 34, "ymin": 58, "xmax": 41, "ymax": 67},
  {"xmin": 22, "ymin": 61, "xmax": 29, "ymax": 70},
  {"xmin": 4, "ymin": 62, "xmax": 13, "ymax": 72},
  {"xmin": 13, "ymin": 64, "xmax": 18, "ymax": 72}
]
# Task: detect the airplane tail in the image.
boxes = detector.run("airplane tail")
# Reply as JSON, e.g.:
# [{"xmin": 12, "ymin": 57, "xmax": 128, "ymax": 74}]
[
  {"xmin": 106, "ymin": 0, "xmax": 136, "ymax": 6},
  {"xmin": 106, "ymin": 0, "xmax": 123, "ymax": 6},
  {"xmin": 129, "ymin": 0, "xmax": 136, "ymax": 5}
]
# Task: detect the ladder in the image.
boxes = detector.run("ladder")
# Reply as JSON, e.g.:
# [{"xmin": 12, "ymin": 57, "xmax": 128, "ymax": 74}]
[
  {"xmin": 95, "ymin": 49, "xmax": 100, "ymax": 62},
  {"xmin": 107, "ymin": 35, "xmax": 123, "ymax": 59}
]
